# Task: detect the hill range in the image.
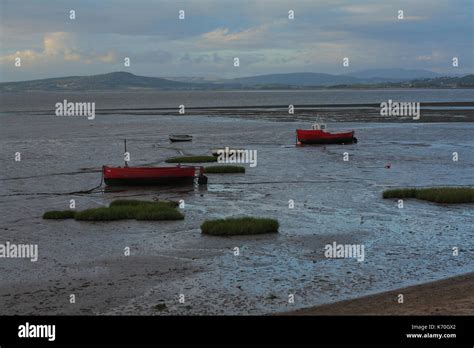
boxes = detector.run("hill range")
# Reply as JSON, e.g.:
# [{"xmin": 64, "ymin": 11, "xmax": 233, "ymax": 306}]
[{"xmin": 0, "ymin": 69, "xmax": 472, "ymax": 92}]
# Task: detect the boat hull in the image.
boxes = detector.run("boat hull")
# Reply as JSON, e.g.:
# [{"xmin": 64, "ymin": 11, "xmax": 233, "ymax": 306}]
[
  {"xmin": 103, "ymin": 166, "xmax": 207, "ymax": 186},
  {"xmin": 296, "ymin": 129, "xmax": 357, "ymax": 145},
  {"xmin": 169, "ymin": 135, "xmax": 192, "ymax": 142}
]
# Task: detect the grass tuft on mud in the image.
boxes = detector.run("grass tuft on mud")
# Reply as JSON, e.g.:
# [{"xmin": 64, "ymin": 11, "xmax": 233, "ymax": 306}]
[
  {"xmin": 74, "ymin": 206, "xmax": 136, "ymax": 221},
  {"xmin": 45, "ymin": 199, "xmax": 183, "ymax": 221},
  {"xmin": 135, "ymin": 208, "xmax": 184, "ymax": 221},
  {"xmin": 42, "ymin": 210, "xmax": 76, "ymax": 219},
  {"xmin": 201, "ymin": 217, "xmax": 279, "ymax": 236},
  {"xmin": 109, "ymin": 199, "xmax": 178, "ymax": 209},
  {"xmin": 204, "ymin": 165, "xmax": 245, "ymax": 174},
  {"xmin": 383, "ymin": 187, "xmax": 474, "ymax": 204},
  {"xmin": 165, "ymin": 156, "xmax": 217, "ymax": 163}
]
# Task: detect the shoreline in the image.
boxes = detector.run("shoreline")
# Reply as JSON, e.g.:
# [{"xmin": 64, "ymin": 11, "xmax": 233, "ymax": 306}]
[
  {"xmin": 3, "ymin": 109, "xmax": 474, "ymax": 123},
  {"xmin": 287, "ymin": 272, "xmax": 474, "ymax": 315}
]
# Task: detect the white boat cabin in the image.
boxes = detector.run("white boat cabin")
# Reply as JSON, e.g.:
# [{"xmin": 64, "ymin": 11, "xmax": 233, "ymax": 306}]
[{"xmin": 311, "ymin": 117, "xmax": 327, "ymax": 131}]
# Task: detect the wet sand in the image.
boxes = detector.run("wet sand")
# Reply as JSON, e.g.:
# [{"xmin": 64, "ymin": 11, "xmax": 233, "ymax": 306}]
[
  {"xmin": 2, "ymin": 90, "xmax": 474, "ymax": 123},
  {"xmin": 9, "ymin": 102, "xmax": 474, "ymax": 123},
  {"xmin": 289, "ymin": 272, "xmax": 474, "ymax": 315},
  {"xmin": 0, "ymin": 108, "xmax": 473, "ymax": 315}
]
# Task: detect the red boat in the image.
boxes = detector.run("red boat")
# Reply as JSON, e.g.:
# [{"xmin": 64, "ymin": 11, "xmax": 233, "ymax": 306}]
[
  {"xmin": 296, "ymin": 118, "xmax": 357, "ymax": 145},
  {"xmin": 103, "ymin": 165, "xmax": 208, "ymax": 186}
]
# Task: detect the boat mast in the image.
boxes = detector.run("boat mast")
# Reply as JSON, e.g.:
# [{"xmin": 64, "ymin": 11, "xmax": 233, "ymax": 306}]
[{"xmin": 124, "ymin": 139, "xmax": 128, "ymax": 167}]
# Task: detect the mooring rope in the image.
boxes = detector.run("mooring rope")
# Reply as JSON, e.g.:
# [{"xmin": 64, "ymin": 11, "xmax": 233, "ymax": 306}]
[
  {"xmin": 0, "ymin": 169, "xmax": 104, "ymax": 197},
  {"xmin": 68, "ymin": 169, "xmax": 104, "ymax": 194}
]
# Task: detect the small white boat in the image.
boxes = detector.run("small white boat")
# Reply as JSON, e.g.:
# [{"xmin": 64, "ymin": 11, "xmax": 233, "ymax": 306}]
[{"xmin": 169, "ymin": 134, "xmax": 193, "ymax": 142}]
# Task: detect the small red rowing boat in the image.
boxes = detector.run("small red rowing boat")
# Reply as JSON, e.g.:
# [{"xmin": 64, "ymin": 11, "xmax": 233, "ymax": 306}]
[
  {"xmin": 103, "ymin": 165, "xmax": 208, "ymax": 186},
  {"xmin": 296, "ymin": 118, "xmax": 357, "ymax": 145}
]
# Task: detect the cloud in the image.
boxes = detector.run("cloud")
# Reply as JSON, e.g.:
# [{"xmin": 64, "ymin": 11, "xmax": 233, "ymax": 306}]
[
  {"xmin": 198, "ymin": 25, "xmax": 268, "ymax": 47},
  {"xmin": 0, "ymin": 49, "xmax": 41, "ymax": 65},
  {"xmin": 43, "ymin": 32, "xmax": 74, "ymax": 56},
  {"xmin": 0, "ymin": 0, "xmax": 472, "ymax": 81},
  {"xmin": 342, "ymin": 5, "xmax": 380, "ymax": 14},
  {"xmin": 97, "ymin": 51, "xmax": 117, "ymax": 63},
  {"xmin": 0, "ymin": 32, "xmax": 75, "ymax": 65},
  {"xmin": 152, "ymin": 50, "xmax": 173, "ymax": 63},
  {"xmin": 212, "ymin": 53, "xmax": 223, "ymax": 63},
  {"xmin": 179, "ymin": 53, "xmax": 192, "ymax": 63},
  {"xmin": 0, "ymin": 32, "xmax": 117, "ymax": 65},
  {"xmin": 416, "ymin": 55, "xmax": 432, "ymax": 61},
  {"xmin": 64, "ymin": 52, "xmax": 82, "ymax": 62},
  {"xmin": 179, "ymin": 53, "xmax": 211, "ymax": 64},
  {"xmin": 414, "ymin": 51, "xmax": 443, "ymax": 62}
]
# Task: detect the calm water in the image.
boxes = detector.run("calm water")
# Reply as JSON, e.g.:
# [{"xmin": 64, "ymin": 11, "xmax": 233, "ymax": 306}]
[{"xmin": 1, "ymin": 89, "xmax": 474, "ymax": 111}]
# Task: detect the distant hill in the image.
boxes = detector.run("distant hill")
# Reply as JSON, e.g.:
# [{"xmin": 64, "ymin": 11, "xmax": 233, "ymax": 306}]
[
  {"xmin": 163, "ymin": 76, "xmax": 225, "ymax": 84},
  {"xmin": 229, "ymin": 72, "xmax": 473, "ymax": 88},
  {"xmin": 343, "ymin": 68, "xmax": 445, "ymax": 80},
  {"xmin": 0, "ymin": 71, "xmax": 472, "ymax": 92},
  {"xmin": 229, "ymin": 72, "xmax": 362, "ymax": 87},
  {"xmin": 0, "ymin": 72, "xmax": 205, "ymax": 92},
  {"xmin": 404, "ymin": 74, "xmax": 474, "ymax": 87}
]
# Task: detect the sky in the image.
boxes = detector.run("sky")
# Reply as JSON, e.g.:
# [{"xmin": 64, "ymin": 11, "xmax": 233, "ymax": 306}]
[{"xmin": 0, "ymin": 0, "xmax": 473, "ymax": 82}]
